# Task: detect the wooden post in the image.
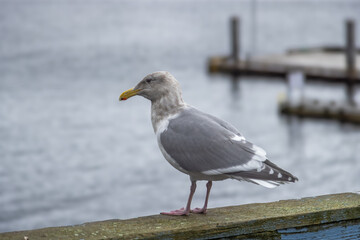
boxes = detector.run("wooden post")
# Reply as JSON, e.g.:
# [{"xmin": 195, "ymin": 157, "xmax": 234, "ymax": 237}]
[
  {"xmin": 230, "ymin": 16, "xmax": 240, "ymax": 62},
  {"xmin": 251, "ymin": 0, "xmax": 257, "ymax": 57},
  {"xmin": 345, "ymin": 19, "xmax": 356, "ymax": 105}
]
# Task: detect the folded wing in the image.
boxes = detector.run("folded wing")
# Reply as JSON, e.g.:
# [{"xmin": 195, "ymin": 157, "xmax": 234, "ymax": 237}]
[{"xmin": 160, "ymin": 107, "xmax": 297, "ymax": 188}]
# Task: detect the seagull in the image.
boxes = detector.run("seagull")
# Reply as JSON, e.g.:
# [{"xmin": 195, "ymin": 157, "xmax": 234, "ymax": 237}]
[{"xmin": 119, "ymin": 71, "xmax": 298, "ymax": 216}]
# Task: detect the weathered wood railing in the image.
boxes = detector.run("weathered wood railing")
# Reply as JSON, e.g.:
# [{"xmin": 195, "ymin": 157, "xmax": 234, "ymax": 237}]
[{"xmin": 1, "ymin": 192, "xmax": 360, "ymax": 239}]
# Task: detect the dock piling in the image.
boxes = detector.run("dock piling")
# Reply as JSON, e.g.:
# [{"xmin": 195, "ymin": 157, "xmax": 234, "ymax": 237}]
[
  {"xmin": 346, "ymin": 19, "xmax": 356, "ymax": 105},
  {"xmin": 230, "ymin": 16, "xmax": 240, "ymax": 62}
]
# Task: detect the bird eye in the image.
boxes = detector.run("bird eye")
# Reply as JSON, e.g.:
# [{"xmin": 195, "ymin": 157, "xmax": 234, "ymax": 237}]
[{"xmin": 145, "ymin": 79, "xmax": 152, "ymax": 83}]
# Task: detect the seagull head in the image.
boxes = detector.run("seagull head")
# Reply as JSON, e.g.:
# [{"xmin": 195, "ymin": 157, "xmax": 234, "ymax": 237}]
[{"xmin": 119, "ymin": 71, "xmax": 182, "ymax": 102}]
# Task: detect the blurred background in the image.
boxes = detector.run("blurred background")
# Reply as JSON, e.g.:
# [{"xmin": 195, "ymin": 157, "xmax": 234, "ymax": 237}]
[{"xmin": 1, "ymin": 0, "xmax": 360, "ymax": 233}]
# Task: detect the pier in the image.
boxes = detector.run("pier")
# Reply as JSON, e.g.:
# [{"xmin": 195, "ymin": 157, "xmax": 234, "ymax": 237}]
[
  {"xmin": 1, "ymin": 192, "xmax": 359, "ymax": 239},
  {"xmin": 209, "ymin": 18, "xmax": 360, "ymax": 84},
  {"xmin": 279, "ymin": 98, "xmax": 360, "ymax": 124},
  {"xmin": 209, "ymin": 49, "xmax": 360, "ymax": 83},
  {"xmin": 209, "ymin": 17, "xmax": 360, "ymax": 124},
  {"xmin": 209, "ymin": 46, "xmax": 360, "ymax": 83}
]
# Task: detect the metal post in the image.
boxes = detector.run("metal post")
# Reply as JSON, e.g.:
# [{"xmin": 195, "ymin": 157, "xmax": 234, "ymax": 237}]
[
  {"xmin": 230, "ymin": 16, "xmax": 240, "ymax": 62},
  {"xmin": 345, "ymin": 19, "xmax": 356, "ymax": 105}
]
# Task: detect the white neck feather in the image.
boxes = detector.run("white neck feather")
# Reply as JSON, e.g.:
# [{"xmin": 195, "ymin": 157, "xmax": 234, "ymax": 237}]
[{"xmin": 151, "ymin": 92, "xmax": 185, "ymax": 133}]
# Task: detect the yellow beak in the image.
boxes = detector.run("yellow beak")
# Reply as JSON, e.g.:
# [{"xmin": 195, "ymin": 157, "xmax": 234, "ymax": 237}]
[{"xmin": 119, "ymin": 88, "xmax": 140, "ymax": 101}]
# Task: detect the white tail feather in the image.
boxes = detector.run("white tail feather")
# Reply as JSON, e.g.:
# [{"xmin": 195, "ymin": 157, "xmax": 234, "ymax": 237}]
[{"xmin": 250, "ymin": 179, "xmax": 279, "ymax": 188}]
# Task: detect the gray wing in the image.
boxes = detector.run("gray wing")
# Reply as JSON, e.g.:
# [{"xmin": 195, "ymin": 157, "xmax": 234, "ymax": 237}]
[{"xmin": 160, "ymin": 107, "xmax": 267, "ymax": 174}]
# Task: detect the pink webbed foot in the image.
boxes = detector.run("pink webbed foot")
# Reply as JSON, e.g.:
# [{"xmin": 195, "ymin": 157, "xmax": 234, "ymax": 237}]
[
  {"xmin": 160, "ymin": 207, "xmax": 190, "ymax": 216},
  {"xmin": 191, "ymin": 207, "xmax": 207, "ymax": 214}
]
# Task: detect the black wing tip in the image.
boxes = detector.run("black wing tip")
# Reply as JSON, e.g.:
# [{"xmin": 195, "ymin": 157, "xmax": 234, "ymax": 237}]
[{"xmin": 264, "ymin": 159, "xmax": 299, "ymax": 183}]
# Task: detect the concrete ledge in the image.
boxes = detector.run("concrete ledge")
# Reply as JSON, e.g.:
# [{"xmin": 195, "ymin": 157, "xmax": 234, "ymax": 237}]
[{"xmin": 1, "ymin": 192, "xmax": 359, "ymax": 240}]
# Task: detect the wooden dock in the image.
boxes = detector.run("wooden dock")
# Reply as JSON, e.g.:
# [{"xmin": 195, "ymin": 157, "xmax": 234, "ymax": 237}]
[
  {"xmin": 209, "ymin": 17, "xmax": 360, "ymax": 124},
  {"xmin": 208, "ymin": 50, "xmax": 360, "ymax": 83},
  {"xmin": 209, "ymin": 18, "xmax": 360, "ymax": 84},
  {"xmin": 279, "ymin": 98, "xmax": 360, "ymax": 124}
]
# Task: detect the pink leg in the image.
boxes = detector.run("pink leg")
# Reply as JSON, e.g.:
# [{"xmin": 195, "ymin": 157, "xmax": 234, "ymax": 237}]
[
  {"xmin": 161, "ymin": 181, "xmax": 196, "ymax": 216},
  {"xmin": 191, "ymin": 181, "xmax": 212, "ymax": 214}
]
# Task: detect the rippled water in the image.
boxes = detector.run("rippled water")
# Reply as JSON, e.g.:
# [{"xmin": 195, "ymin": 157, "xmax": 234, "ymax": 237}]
[{"xmin": 1, "ymin": 0, "xmax": 360, "ymax": 232}]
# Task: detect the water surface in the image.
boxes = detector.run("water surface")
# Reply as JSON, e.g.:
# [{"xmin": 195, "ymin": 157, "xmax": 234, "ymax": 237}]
[{"xmin": 1, "ymin": 0, "xmax": 360, "ymax": 232}]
